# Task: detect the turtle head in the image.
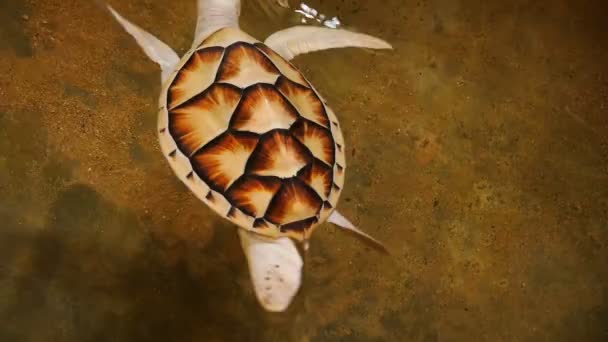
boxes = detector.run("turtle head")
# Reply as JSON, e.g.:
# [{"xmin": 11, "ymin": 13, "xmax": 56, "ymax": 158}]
[
  {"xmin": 201, "ymin": 0, "xmax": 242, "ymax": 18},
  {"xmin": 235, "ymin": 0, "xmax": 242, "ymax": 17}
]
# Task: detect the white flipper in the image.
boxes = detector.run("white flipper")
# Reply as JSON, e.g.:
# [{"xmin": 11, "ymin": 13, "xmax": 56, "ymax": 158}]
[
  {"xmin": 192, "ymin": 0, "xmax": 242, "ymax": 49},
  {"xmin": 328, "ymin": 210, "xmax": 389, "ymax": 253},
  {"xmin": 237, "ymin": 229, "xmax": 303, "ymax": 312},
  {"xmin": 264, "ymin": 26, "xmax": 392, "ymax": 61},
  {"xmin": 106, "ymin": 4, "xmax": 179, "ymax": 84}
]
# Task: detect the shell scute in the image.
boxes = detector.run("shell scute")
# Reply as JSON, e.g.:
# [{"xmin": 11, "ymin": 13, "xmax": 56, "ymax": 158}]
[
  {"xmin": 168, "ymin": 46, "xmax": 224, "ymax": 109},
  {"xmin": 169, "ymin": 83, "xmax": 242, "ymax": 156},
  {"xmin": 245, "ymin": 130, "xmax": 312, "ymax": 178},
  {"xmin": 226, "ymin": 206, "xmax": 255, "ymax": 227},
  {"xmin": 296, "ymin": 159, "xmax": 333, "ymax": 198},
  {"xmin": 191, "ymin": 131, "xmax": 259, "ymax": 192},
  {"xmin": 276, "ymin": 76, "xmax": 330, "ymax": 128},
  {"xmin": 255, "ymin": 43, "xmax": 309, "ymax": 87},
  {"xmin": 216, "ymin": 42, "xmax": 281, "ymax": 88},
  {"xmin": 229, "ymin": 84, "xmax": 299, "ymax": 134},
  {"xmin": 281, "ymin": 216, "xmax": 319, "ymax": 234},
  {"xmin": 264, "ymin": 178, "xmax": 323, "ymax": 227},
  {"xmin": 289, "ymin": 119, "xmax": 335, "ymax": 166},
  {"xmin": 199, "ymin": 27, "xmax": 258, "ymax": 49},
  {"xmin": 225, "ymin": 175, "xmax": 282, "ymax": 218}
]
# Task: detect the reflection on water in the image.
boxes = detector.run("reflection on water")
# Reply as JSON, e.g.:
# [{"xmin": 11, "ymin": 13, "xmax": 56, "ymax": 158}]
[
  {"xmin": 1, "ymin": 0, "xmax": 607, "ymax": 341},
  {"xmin": 294, "ymin": 3, "xmax": 342, "ymax": 28}
]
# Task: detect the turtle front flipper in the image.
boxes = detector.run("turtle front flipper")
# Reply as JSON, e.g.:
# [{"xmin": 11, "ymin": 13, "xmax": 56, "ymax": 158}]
[
  {"xmin": 105, "ymin": 4, "xmax": 179, "ymax": 84},
  {"xmin": 237, "ymin": 229, "xmax": 303, "ymax": 312},
  {"xmin": 264, "ymin": 26, "xmax": 392, "ymax": 61},
  {"xmin": 328, "ymin": 210, "xmax": 390, "ymax": 254}
]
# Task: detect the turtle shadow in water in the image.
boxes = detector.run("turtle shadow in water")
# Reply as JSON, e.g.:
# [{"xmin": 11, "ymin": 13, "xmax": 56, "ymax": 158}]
[{"xmin": 0, "ymin": 183, "xmax": 286, "ymax": 341}]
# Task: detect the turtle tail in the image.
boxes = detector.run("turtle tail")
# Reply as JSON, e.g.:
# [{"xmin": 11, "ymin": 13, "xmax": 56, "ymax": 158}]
[{"xmin": 192, "ymin": 0, "xmax": 242, "ymax": 48}]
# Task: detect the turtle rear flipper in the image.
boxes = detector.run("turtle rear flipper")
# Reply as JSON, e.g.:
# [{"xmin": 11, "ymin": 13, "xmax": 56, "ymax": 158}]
[
  {"xmin": 328, "ymin": 210, "xmax": 390, "ymax": 254},
  {"xmin": 237, "ymin": 229, "xmax": 303, "ymax": 312}
]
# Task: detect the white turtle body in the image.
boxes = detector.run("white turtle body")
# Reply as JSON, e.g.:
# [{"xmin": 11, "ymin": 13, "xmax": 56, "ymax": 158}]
[{"xmin": 105, "ymin": 0, "xmax": 391, "ymax": 312}]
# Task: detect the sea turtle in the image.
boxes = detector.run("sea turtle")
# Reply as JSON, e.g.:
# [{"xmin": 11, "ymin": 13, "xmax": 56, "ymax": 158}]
[{"xmin": 104, "ymin": 0, "xmax": 391, "ymax": 311}]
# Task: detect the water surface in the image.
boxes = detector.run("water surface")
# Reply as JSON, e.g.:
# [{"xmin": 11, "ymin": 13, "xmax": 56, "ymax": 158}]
[{"xmin": 1, "ymin": 0, "xmax": 607, "ymax": 341}]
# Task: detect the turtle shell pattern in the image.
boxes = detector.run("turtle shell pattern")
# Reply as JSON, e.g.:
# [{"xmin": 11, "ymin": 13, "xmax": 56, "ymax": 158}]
[{"xmin": 157, "ymin": 28, "xmax": 346, "ymax": 241}]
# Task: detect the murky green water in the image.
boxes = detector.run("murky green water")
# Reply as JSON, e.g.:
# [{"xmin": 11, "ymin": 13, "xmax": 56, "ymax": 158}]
[{"xmin": 1, "ymin": 0, "xmax": 607, "ymax": 341}]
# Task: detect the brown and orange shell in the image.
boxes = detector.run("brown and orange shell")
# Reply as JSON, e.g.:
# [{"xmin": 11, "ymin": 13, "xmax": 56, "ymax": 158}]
[{"xmin": 157, "ymin": 28, "xmax": 346, "ymax": 241}]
